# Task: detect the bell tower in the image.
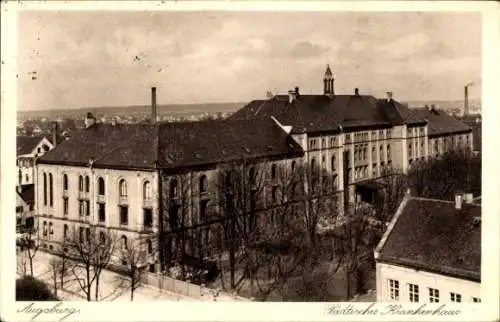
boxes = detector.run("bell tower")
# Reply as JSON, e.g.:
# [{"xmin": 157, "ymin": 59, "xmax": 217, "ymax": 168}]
[{"xmin": 323, "ymin": 64, "xmax": 335, "ymax": 96}]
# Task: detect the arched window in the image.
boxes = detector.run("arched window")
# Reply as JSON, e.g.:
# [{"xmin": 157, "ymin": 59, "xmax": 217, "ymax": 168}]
[
  {"xmin": 271, "ymin": 164, "xmax": 277, "ymax": 180},
  {"xmin": 63, "ymin": 224, "xmax": 68, "ymax": 239},
  {"xmin": 121, "ymin": 235, "xmax": 128, "ymax": 250},
  {"xmin": 169, "ymin": 179, "xmax": 178, "ymax": 199},
  {"xmin": 63, "ymin": 174, "xmax": 68, "ymax": 191},
  {"xmin": 146, "ymin": 239, "xmax": 153, "ymax": 254},
  {"xmin": 78, "ymin": 175, "xmax": 84, "ymax": 192},
  {"xmin": 43, "ymin": 173, "xmax": 47, "ymax": 206},
  {"xmin": 331, "ymin": 156, "xmax": 336, "ymax": 171},
  {"xmin": 85, "ymin": 176, "xmax": 90, "ymax": 193},
  {"xmin": 199, "ymin": 175, "xmax": 207, "ymax": 193},
  {"xmin": 49, "ymin": 222, "xmax": 53, "ymax": 234},
  {"xmin": 97, "ymin": 177, "xmax": 105, "ymax": 195},
  {"xmin": 143, "ymin": 181, "xmax": 152, "ymax": 200},
  {"xmin": 42, "ymin": 221, "xmax": 47, "ymax": 236},
  {"xmin": 119, "ymin": 179, "xmax": 127, "ymax": 197},
  {"xmin": 49, "ymin": 173, "xmax": 53, "ymax": 206}
]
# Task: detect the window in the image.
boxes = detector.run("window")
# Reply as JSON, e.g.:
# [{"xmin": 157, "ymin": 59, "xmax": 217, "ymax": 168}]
[
  {"xmin": 63, "ymin": 224, "xmax": 68, "ymax": 239},
  {"xmin": 78, "ymin": 175, "xmax": 84, "ymax": 192},
  {"xmin": 121, "ymin": 235, "xmax": 128, "ymax": 250},
  {"xmin": 198, "ymin": 176, "xmax": 207, "ymax": 194},
  {"xmin": 291, "ymin": 161, "xmax": 296, "ymax": 173},
  {"xmin": 119, "ymin": 206, "xmax": 128, "ymax": 225},
  {"xmin": 79, "ymin": 227, "xmax": 84, "ymax": 243},
  {"xmin": 85, "ymin": 200, "xmax": 90, "ymax": 216},
  {"xmin": 408, "ymin": 284, "xmax": 419, "ymax": 302},
  {"xmin": 43, "ymin": 221, "xmax": 47, "ymax": 236},
  {"xmin": 249, "ymin": 167, "xmax": 256, "ymax": 186},
  {"xmin": 63, "ymin": 197, "xmax": 68, "ymax": 215},
  {"xmin": 25, "ymin": 174, "xmax": 29, "ymax": 182},
  {"xmin": 85, "ymin": 227, "xmax": 90, "ymax": 241},
  {"xmin": 85, "ymin": 176, "xmax": 90, "ymax": 193},
  {"xmin": 472, "ymin": 297, "xmax": 481, "ymax": 303},
  {"xmin": 387, "ymin": 144, "xmax": 391, "ymax": 160},
  {"xmin": 321, "ymin": 138, "xmax": 325, "ymax": 149},
  {"xmin": 169, "ymin": 179, "xmax": 178, "ymax": 198},
  {"xmin": 78, "ymin": 200, "xmax": 84, "ymax": 216},
  {"xmin": 43, "ymin": 173, "xmax": 47, "ymax": 206},
  {"xmin": 16, "ymin": 206, "xmax": 23, "ymax": 213},
  {"xmin": 98, "ymin": 203, "xmax": 105, "ymax": 223},
  {"xmin": 119, "ymin": 179, "xmax": 127, "ymax": 198},
  {"xmin": 48, "ymin": 173, "xmax": 53, "ymax": 206},
  {"xmin": 429, "ymin": 288, "xmax": 439, "ymax": 303},
  {"xmin": 271, "ymin": 164, "xmax": 277, "ymax": 180},
  {"xmin": 200, "ymin": 199, "xmax": 209, "ymax": 222},
  {"xmin": 146, "ymin": 239, "xmax": 153, "ymax": 254},
  {"xmin": 450, "ymin": 292, "xmax": 462, "ymax": 302},
  {"xmin": 388, "ymin": 279, "xmax": 399, "ymax": 300},
  {"xmin": 311, "ymin": 158, "xmax": 317, "ymax": 174},
  {"xmin": 63, "ymin": 174, "xmax": 68, "ymax": 191},
  {"xmin": 143, "ymin": 208, "xmax": 153, "ymax": 228},
  {"xmin": 48, "ymin": 222, "xmax": 53, "ymax": 235},
  {"xmin": 272, "ymin": 186, "xmax": 278, "ymax": 203},
  {"xmin": 97, "ymin": 177, "xmax": 105, "ymax": 195},
  {"xmin": 99, "ymin": 231, "xmax": 106, "ymax": 244},
  {"xmin": 331, "ymin": 156, "xmax": 336, "ymax": 171}
]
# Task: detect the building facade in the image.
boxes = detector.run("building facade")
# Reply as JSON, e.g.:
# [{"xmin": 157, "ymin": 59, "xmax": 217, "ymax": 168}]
[{"xmin": 375, "ymin": 194, "xmax": 481, "ymax": 303}]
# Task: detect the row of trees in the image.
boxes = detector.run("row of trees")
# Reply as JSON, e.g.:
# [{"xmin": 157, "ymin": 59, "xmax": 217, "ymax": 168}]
[
  {"xmin": 17, "ymin": 226, "xmax": 152, "ymax": 301},
  {"xmin": 156, "ymin": 158, "xmax": 409, "ymax": 300}
]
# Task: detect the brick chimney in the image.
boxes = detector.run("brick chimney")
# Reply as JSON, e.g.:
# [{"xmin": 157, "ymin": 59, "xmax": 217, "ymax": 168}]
[
  {"xmin": 151, "ymin": 87, "xmax": 157, "ymax": 124},
  {"xmin": 386, "ymin": 92, "xmax": 393, "ymax": 102},
  {"xmin": 288, "ymin": 89, "xmax": 298, "ymax": 104},
  {"xmin": 354, "ymin": 88, "xmax": 359, "ymax": 96},
  {"xmin": 52, "ymin": 122, "xmax": 58, "ymax": 147}
]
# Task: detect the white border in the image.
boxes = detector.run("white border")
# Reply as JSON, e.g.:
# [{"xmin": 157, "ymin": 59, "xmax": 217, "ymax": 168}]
[{"xmin": 1, "ymin": 1, "xmax": 499, "ymax": 322}]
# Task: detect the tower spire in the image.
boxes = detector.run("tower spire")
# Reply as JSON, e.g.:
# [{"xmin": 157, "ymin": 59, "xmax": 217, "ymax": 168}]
[{"xmin": 323, "ymin": 64, "xmax": 335, "ymax": 96}]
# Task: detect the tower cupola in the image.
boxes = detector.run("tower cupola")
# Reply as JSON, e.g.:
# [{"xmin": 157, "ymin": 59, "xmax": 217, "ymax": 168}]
[{"xmin": 323, "ymin": 64, "xmax": 335, "ymax": 96}]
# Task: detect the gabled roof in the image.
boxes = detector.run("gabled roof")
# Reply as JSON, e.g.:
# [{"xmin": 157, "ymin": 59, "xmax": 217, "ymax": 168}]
[
  {"xmin": 38, "ymin": 118, "xmax": 304, "ymax": 170},
  {"xmin": 17, "ymin": 135, "xmax": 51, "ymax": 156},
  {"xmin": 411, "ymin": 108, "xmax": 472, "ymax": 136},
  {"xmin": 229, "ymin": 94, "xmax": 427, "ymax": 134},
  {"xmin": 376, "ymin": 197, "xmax": 481, "ymax": 282},
  {"xmin": 19, "ymin": 184, "xmax": 35, "ymax": 206}
]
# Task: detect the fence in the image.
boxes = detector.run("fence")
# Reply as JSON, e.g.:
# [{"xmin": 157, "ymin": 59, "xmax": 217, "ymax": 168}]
[{"xmin": 142, "ymin": 272, "xmax": 247, "ymax": 301}]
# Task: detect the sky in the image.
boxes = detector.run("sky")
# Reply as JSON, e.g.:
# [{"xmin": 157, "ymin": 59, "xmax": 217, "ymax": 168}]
[{"xmin": 18, "ymin": 11, "xmax": 481, "ymax": 111}]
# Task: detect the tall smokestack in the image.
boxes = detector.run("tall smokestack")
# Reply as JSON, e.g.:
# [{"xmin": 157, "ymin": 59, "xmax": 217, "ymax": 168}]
[
  {"xmin": 464, "ymin": 85, "xmax": 469, "ymax": 116},
  {"xmin": 151, "ymin": 87, "xmax": 157, "ymax": 124},
  {"xmin": 52, "ymin": 122, "xmax": 58, "ymax": 147}
]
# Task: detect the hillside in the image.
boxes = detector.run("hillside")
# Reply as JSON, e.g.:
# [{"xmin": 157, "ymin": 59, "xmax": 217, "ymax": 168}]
[{"xmin": 18, "ymin": 102, "xmax": 246, "ymax": 121}]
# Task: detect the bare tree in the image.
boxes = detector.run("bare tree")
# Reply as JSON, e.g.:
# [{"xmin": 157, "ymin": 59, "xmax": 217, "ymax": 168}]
[
  {"xmin": 119, "ymin": 237, "xmax": 152, "ymax": 301},
  {"xmin": 18, "ymin": 227, "xmax": 39, "ymax": 277},
  {"xmin": 66, "ymin": 225, "xmax": 115, "ymax": 301},
  {"xmin": 48, "ymin": 257, "xmax": 62, "ymax": 297}
]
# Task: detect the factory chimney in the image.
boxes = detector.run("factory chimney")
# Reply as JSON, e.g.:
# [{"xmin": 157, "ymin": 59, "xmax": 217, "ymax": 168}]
[
  {"xmin": 151, "ymin": 87, "xmax": 157, "ymax": 124},
  {"xmin": 464, "ymin": 85, "xmax": 469, "ymax": 117}
]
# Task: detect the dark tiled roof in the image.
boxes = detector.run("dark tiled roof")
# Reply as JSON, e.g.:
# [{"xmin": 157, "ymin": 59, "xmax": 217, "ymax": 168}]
[
  {"xmin": 411, "ymin": 108, "xmax": 472, "ymax": 136},
  {"xmin": 229, "ymin": 94, "xmax": 427, "ymax": 134},
  {"xmin": 17, "ymin": 135, "xmax": 49, "ymax": 156},
  {"xmin": 19, "ymin": 184, "xmax": 35, "ymax": 206},
  {"xmin": 38, "ymin": 118, "xmax": 304, "ymax": 170},
  {"xmin": 377, "ymin": 197, "xmax": 481, "ymax": 282}
]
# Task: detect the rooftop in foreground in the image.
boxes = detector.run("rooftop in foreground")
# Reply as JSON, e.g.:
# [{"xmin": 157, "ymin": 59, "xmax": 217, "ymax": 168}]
[{"xmin": 376, "ymin": 196, "xmax": 481, "ymax": 282}]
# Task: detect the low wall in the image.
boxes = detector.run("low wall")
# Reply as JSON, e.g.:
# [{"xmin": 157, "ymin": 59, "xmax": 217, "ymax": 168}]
[{"xmin": 143, "ymin": 272, "xmax": 247, "ymax": 301}]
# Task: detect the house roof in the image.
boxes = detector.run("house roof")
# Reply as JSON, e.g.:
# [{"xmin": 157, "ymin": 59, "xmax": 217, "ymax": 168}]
[
  {"xmin": 229, "ymin": 94, "xmax": 427, "ymax": 134},
  {"xmin": 17, "ymin": 135, "xmax": 51, "ymax": 156},
  {"xmin": 19, "ymin": 184, "xmax": 35, "ymax": 206},
  {"xmin": 410, "ymin": 108, "xmax": 472, "ymax": 136},
  {"xmin": 376, "ymin": 197, "xmax": 481, "ymax": 282},
  {"xmin": 38, "ymin": 118, "xmax": 304, "ymax": 170}
]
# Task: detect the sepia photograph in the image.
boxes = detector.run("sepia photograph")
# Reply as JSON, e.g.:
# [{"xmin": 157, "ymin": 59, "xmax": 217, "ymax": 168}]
[{"xmin": 1, "ymin": 1, "xmax": 499, "ymax": 322}]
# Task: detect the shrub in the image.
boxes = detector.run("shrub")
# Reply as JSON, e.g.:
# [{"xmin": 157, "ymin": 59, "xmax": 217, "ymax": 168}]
[{"xmin": 16, "ymin": 276, "xmax": 59, "ymax": 301}]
